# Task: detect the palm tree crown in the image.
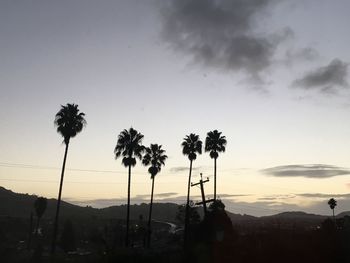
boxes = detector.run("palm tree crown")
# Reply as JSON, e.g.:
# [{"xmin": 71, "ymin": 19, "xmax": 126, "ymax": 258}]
[
  {"xmin": 182, "ymin": 133, "xmax": 202, "ymax": 161},
  {"xmin": 114, "ymin": 128, "xmax": 145, "ymax": 166},
  {"xmin": 54, "ymin": 103, "xmax": 86, "ymax": 144},
  {"xmin": 205, "ymin": 130, "xmax": 227, "ymax": 159},
  {"xmin": 143, "ymin": 144, "xmax": 168, "ymax": 178},
  {"xmin": 328, "ymin": 198, "xmax": 337, "ymax": 210}
]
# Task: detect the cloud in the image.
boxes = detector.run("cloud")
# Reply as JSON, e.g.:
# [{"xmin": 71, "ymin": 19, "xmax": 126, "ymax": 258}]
[
  {"xmin": 292, "ymin": 59, "xmax": 349, "ymax": 92},
  {"xmin": 284, "ymin": 47, "xmax": 319, "ymax": 65},
  {"xmin": 261, "ymin": 164, "xmax": 350, "ymax": 178},
  {"xmin": 258, "ymin": 194, "xmax": 296, "ymax": 201},
  {"xmin": 218, "ymin": 194, "xmax": 251, "ymax": 199},
  {"xmin": 298, "ymin": 193, "xmax": 350, "ymax": 199},
  {"xmin": 135, "ymin": 192, "xmax": 178, "ymax": 199},
  {"xmin": 159, "ymin": 0, "xmax": 290, "ymax": 83},
  {"xmin": 169, "ymin": 166, "xmax": 200, "ymax": 173}
]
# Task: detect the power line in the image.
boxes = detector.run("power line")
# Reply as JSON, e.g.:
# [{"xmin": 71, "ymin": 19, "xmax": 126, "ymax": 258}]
[
  {"xmin": 0, "ymin": 162, "xmax": 125, "ymax": 174},
  {"xmin": 0, "ymin": 178, "xmax": 185, "ymax": 184}
]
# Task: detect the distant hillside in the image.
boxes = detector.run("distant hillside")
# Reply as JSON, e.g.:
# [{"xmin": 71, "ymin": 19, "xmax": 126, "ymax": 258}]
[
  {"xmin": 0, "ymin": 186, "xmax": 97, "ymax": 219},
  {"xmin": 263, "ymin": 211, "xmax": 326, "ymax": 220},
  {"xmin": 226, "ymin": 211, "xmax": 258, "ymax": 222},
  {"xmin": 0, "ymin": 186, "xmax": 179, "ymax": 222},
  {"xmin": 337, "ymin": 211, "xmax": 350, "ymax": 218},
  {"xmin": 1, "ymin": 186, "xmax": 349, "ymax": 224}
]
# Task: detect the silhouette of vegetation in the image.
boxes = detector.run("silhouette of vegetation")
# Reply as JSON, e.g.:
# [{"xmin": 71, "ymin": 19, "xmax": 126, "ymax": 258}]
[
  {"xmin": 176, "ymin": 201, "xmax": 200, "ymax": 225},
  {"xmin": 181, "ymin": 133, "xmax": 202, "ymax": 249},
  {"xmin": 27, "ymin": 212, "xmax": 34, "ymax": 250},
  {"xmin": 328, "ymin": 198, "xmax": 337, "ymax": 223},
  {"xmin": 52, "ymin": 103, "xmax": 86, "ymax": 254},
  {"xmin": 142, "ymin": 144, "xmax": 168, "ymax": 247},
  {"xmin": 192, "ymin": 199, "xmax": 237, "ymax": 263},
  {"xmin": 34, "ymin": 197, "xmax": 47, "ymax": 236},
  {"xmin": 60, "ymin": 219, "xmax": 76, "ymax": 252},
  {"xmin": 114, "ymin": 127, "xmax": 145, "ymax": 247},
  {"xmin": 205, "ymin": 130, "xmax": 227, "ymax": 200}
]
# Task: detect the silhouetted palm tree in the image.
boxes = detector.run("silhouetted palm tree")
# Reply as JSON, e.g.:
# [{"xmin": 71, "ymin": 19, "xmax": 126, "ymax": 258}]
[
  {"xmin": 328, "ymin": 198, "xmax": 337, "ymax": 223},
  {"xmin": 114, "ymin": 128, "xmax": 145, "ymax": 247},
  {"xmin": 181, "ymin": 133, "xmax": 202, "ymax": 248},
  {"xmin": 142, "ymin": 144, "xmax": 168, "ymax": 247},
  {"xmin": 205, "ymin": 130, "xmax": 227, "ymax": 200},
  {"xmin": 34, "ymin": 197, "xmax": 47, "ymax": 236},
  {"xmin": 52, "ymin": 103, "xmax": 86, "ymax": 254}
]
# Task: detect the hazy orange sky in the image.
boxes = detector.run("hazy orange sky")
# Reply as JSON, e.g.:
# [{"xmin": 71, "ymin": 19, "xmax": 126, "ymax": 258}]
[{"xmin": 1, "ymin": 0, "xmax": 350, "ymax": 216}]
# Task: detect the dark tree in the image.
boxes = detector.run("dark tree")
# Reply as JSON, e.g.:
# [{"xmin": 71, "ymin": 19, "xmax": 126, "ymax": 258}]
[
  {"xmin": 114, "ymin": 127, "xmax": 145, "ymax": 247},
  {"xmin": 60, "ymin": 219, "xmax": 76, "ymax": 252},
  {"xmin": 34, "ymin": 197, "xmax": 47, "ymax": 236},
  {"xmin": 52, "ymin": 103, "xmax": 86, "ymax": 254},
  {"xmin": 142, "ymin": 144, "xmax": 167, "ymax": 247},
  {"xmin": 176, "ymin": 201, "xmax": 200, "ymax": 225},
  {"xmin": 181, "ymin": 133, "xmax": 202, "ymax": 249},
  {"xmin": 328, "ymin": 198, "xmax": 337, "ymax": 223},
  {"xmin": 205, "ymin": 130, "xmax": 227, "ymax": 200}
]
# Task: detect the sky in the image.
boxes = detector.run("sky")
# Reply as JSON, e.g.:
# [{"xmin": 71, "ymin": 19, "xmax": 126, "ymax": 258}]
[{"xmin": 1, "ymin": 0, "xmax": 350, "ymax": 216}]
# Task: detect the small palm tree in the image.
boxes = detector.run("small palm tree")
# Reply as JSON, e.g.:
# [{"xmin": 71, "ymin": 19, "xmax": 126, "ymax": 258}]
[
  {"xmin": 142, "ymin": 144, "xmax": 167, "ymax": 247},
  {"xmin": 181, "ymin": 133, "xmax": 202, "ymax": 248},
  {"xmin": 205, "ymin": 130, "xmax": 227, "ymax": 200},
  {"xmin": 52, "ymin": 103, "xmax": 86, "ymax": 254},
  {"xmin": 328, "ymin": 198, "xmax": 337, "ymax": 223},
  {"xmin": 114, "ymin": 128, "xmax": 145, "ymax": 247},
  {"xmin": 34, "ymin": 197, "xmax": 47, "ymax": 236}
]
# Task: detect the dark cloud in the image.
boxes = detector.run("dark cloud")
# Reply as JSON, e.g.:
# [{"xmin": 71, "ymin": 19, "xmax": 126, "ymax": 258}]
[
  {"xmin": 135, "ymin": 192, "xmax": 178, "ymax": 199},
  {"xmin": 298, "ymin": 193, "xmax": 350, "ymax": 199},
  {"xmin": 284, "ymin": 47, "xmax": 319, "ymax": 65},
  {"xmin": 261, "ymin": 164, "xmax": 350, "ymax": 178},
  {"xmin": 292, "ymin": 59, "xmax": 349, "ymax": 92},
  {"xmin": 258, "ymin": 194, "xmax": 296, "ymax": 201},
  {"xmin": 159, "ymin": 0, "xmax": 289, "ymax": 82},
  {"xmin": 169, "ymin": 166, "xmax": 199, "ymax": 173},
  {"xmin": 218, "ymin": 194, "xmax": 251, "ymax": 199}
]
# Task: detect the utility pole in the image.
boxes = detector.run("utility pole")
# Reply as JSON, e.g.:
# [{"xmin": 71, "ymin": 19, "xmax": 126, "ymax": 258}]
[{"xmin": 191, "ymin": 173, "xmax": 214, "ymax": 215}]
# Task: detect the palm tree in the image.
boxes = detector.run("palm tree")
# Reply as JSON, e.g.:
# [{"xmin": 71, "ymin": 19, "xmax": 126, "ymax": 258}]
[
  {"xmin": 34, "ymin": 197, "xmax": 47, "ymax": 236},
  {"xmin": 114, "ymin": 128, "xmax": 145, "ymax": 247},
  {"xmin": 328, "ymin": 198, "xmax": 337, "ymax": 223},
  {"xmin": 205, "ymin": 130, "xmax": 227, "ymax": 200},
  {"xmin": 52, "ymin": 103, "xmax": 86, "ymax": 254},
  {"xmin": 181, "ymin": 133, "xmax": 202, "ymax": 249},
  {"xmin": 142, "ymin": 144, "xmax": 168, "ymax": 247}
]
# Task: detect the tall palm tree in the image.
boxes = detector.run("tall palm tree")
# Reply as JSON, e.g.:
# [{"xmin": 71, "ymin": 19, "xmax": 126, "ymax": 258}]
[
  {"xmin": 328, "ymin": 198, "xmax": 337, "ymax": 223},
  {"xmin": 181, "ymin": 133, "xmax": 202, "ymax": 249},
  {"xmin": 205, "ymin": 130, "xmax": 227, "ymax": 200},
  {"xmin": 52, "ymin": 103, "xmax": 86, "ymax": 254},
  {"xmin": 114, "ymin": 128, "xmax": 145, "ymax": 247},
  {"xmin": 142, "ymin": 144, "xmax": 168, "ymax": 247},
  {"xmin": 34, "ymin": 197, "xmax": 47, "ymax": 236}
]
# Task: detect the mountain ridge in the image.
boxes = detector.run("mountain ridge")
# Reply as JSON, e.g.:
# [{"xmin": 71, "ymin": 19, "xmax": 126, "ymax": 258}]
[{"xmin": 0, "ymin": 186, "xmax": 346, "ymax": 223}]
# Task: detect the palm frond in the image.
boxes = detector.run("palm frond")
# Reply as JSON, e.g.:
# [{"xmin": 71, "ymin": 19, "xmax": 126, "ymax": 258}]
[
  {"xmin": 54, "ymin": 103, "xmax": 86, "ymax": 144},
  {"xmin": 181, "ymin": 133, "xmax": 202, "ymax": 161}
]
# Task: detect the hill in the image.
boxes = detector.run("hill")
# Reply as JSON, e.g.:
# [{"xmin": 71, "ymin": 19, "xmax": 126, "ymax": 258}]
[
  {"xmin": 1, "ymin": 186, "xmax": 349, "ymax": 224},
  {"xmin": 0, "ymin": 186, "xmax": 179, "ymax": 222}
]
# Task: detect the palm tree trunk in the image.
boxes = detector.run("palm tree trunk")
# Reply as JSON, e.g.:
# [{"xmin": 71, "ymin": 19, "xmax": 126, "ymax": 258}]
[
  {"xmin": 125, "ymin": 164, "xmax": 131, "ymax": 247},
  {"xmin": 184, "ymin": 160, "xmax": 193, "ymax": 250},
  {"xmin": 214, "ymin": 157, "xmax": 217, "ymax": 200},
  {"xmin": 51, "ymin": 141, "xmax": 69, "ymax": 254},
  {"xmin": 333, "ymin": 208, "xmax": 335, "ymax": 225},
  {"xmin": 147, "ymin": 177, "xmax": 155, "ymax": 248}
]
